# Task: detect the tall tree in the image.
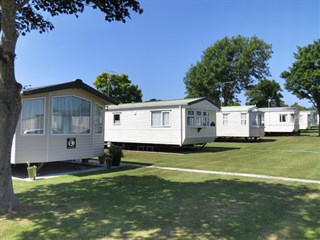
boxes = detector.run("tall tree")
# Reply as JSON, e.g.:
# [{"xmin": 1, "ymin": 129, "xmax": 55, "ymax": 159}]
[
  {"xmin": 184, "ymin": 35, "xmax": 273, "ymax": 106},
  {"xmin": 0, "ymin": 0, "xmax": 142, "ymax": 212},
  {"xmin": 245, "ymin": 79, "xmax": 285, "ymax": 107},
  {"xmin": 94, "ymin": 72, "xmax": 143, "ymax": 103},
  {"xmin": 290, "ymin": 102, "xmax": 308, "ymax": 111},
  {"xmin": 281, "ymin": 39, "xmax": 320, "ymax": 136}
]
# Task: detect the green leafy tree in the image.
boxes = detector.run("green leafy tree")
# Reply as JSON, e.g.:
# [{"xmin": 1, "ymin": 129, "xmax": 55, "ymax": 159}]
[
  {"xmin": 281, "ymin": 39, "xmax": 320, "ymax": 136},
  {"xmin": 290, "ymin": 102, "xmax": 308, "ymax": 111},
  {"xmin": 184, "ymin": 35, "xmax": 273, "ymax": 106},
  {"xmin": 94, "ymin": 72, "xmax": 142, "ymax": 103},
  {"xmin": 147, "ymin": 98, "xmax": 162, "ymax": 102},
  {"xmin": 245, "ymin": 79, "xmax": 285, "ymax": 107},
  {"xmin": 0, "ymin": 0, "xmax": 142, "ymax": 212}
]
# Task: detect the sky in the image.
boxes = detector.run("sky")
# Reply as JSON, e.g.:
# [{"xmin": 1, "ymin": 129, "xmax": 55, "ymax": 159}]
[{"xmin": 15, "ymin": 0, "xmax": 320, "ymax": 107}]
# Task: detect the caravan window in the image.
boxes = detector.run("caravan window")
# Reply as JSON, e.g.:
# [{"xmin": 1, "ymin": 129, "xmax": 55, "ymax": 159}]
[
  {"xmin": 22, "ymin": 98, "xmax": 45, "ymax": 135},
  {"xmin": 187, "ymin": 111, "xmax": 195, "ymax": 126},
  {"xmin": 187, "ymin": 110, "xmax": 209, "ymax": 127},
  {"xmin": 202, "ymin": 111, "xmax": 209, "ymax": 126},
  {"xmin": 251, "ymin": 113, "xmax": 257, "ymax": 126},
  {"xmin": 251, "ymin": 113, "xmax": 264, "ymax": 126},
  {"xmin": 52, "ymin": 96, "xmax": 91, "ymax": 134},
  {"xmin": 280, "ymin": 114, "xmax": 287, "ymax": 123},
  {"xmin": 113, "ymin": 113, "xmax": 121, "ymax": 125},
  {"xmin": 240, "ymin": 113, "xmax": 247, "ymax": 125},
  {"xmin": 162, "ymin": 112, "xmax": 170, "ymax": 126},
  {"xmin": 94, "ymin": 104, "xmax": 104, "ymax": 134},
  {"xmin": 223, "ymin": 114, "xmax": 229, "ymax": 125},
  {"xmin": 151, "ymin": 111, "xmax": 170, "ymax": 127}
]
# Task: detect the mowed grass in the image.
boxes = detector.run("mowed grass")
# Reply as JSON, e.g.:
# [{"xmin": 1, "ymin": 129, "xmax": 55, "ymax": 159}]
[
  {"xmin": 1, "ymin": 132, "xmax": 320, "ymax": 239},
  {"xmin": 2, "ymin": 167, "xmax": 320, "ymax": 240},
  {"xmin": 123, "ymin": 133, "xmax": 320, "ymax": 180}
]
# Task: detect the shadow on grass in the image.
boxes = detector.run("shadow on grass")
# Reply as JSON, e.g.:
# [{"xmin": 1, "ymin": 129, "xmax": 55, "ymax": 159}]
[
  {"xmin": 9, "ymin": 172, "xmax": 320, "ymax": 239},
  {"xmin": 200, "ymin": 146, "xmax": 240, "ymax": 153}
]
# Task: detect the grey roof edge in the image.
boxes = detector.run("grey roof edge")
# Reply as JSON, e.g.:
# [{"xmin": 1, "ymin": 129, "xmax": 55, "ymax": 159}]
[
  {"xmin": 106, "ymin": 97, "xmax": 219, "ymax": 110},
  {"xmin": 220, "ymin": 105, "xmax": 258, "ymax": 112},
  {"xmin": 22, "ymin": 79, "xmax": 118, "ymax": 105},
  {"xmin": 259, "ymin": 107, "xmax": 299, "ymax": 112}
]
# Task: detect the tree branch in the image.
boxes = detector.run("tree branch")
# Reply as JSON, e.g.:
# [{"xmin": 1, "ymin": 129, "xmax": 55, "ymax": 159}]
[{"xmin": 16, "ymin": 0, "xmax": 30, "ymax": 10}]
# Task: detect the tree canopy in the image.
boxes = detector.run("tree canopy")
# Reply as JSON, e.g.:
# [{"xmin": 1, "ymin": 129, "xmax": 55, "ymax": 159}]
[
  {"xmin": 245, "ymin": 79, "xmax": 285, "ymax": 107},
  {"xmin": 281, "ymin": 39, "xmax": 320, "ymax": 136},
  {"xmin": 94, "ymin": 72, "xmax": 143, "ymax": 103},
  {"xmin": 290, "ymin": 102, "xmax": 309, "ymax": 111},
  {"xmin": 8, "ymin": 0, "xmax": 143, "ymax": 35},
  {"xmin": 0, "ymin": 0, "xmax": 142, "ymax": 212},
  {"xmin": 184, "ymin": 35, "xmax": 273, "ymax": 106}
]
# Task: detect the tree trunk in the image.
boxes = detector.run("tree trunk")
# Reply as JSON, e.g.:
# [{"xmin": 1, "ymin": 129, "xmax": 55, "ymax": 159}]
[
  {"xmin": 0, "ymin": 0, "xmax": 22, "ymax": 212},
  {"xmin": 317, "ymin": 105, "xmax": 320, "ymax": 137}
]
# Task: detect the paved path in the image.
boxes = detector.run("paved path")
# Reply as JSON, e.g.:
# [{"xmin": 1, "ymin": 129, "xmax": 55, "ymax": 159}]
[{"xmin": 123, "ymin": 163, "xmax": 320, "ymax": 185}]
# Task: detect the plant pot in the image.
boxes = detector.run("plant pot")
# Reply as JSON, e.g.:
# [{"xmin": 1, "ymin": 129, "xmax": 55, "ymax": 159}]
[
  {"xmin": 98, "ymin": 155, "xmax": 106, "ymax": 164},
  {"xmin": 27, "ymin": 166, "xmax": 37, "ymax": 180},
  {"xmin": 111, "ymin": 156, "xmax": 121, "ymax": 166}
]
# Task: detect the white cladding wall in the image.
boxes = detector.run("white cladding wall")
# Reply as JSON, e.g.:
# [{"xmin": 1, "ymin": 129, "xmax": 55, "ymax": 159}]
[
  {"xmin": 216, "ymin": 111, "xmax": 264, "ymax": 137},
  {"xmin": 263, "ymin": 110, "xmax": 299, "ymax": 133},
  {"xmin": 299, "ymin": 111, "xmax": 311, "ymax": 130},
  {"xmin": 105, "ymin": 100, "xmax": 217, "ymax": 146},
  {"xmin": 11, "ymin": 89, "xmax": 106, "ymax": 164},
  {"xmin": 184, "ymin": 102, "xmax": 217, "ymax": 144},
  {"xmin": 105, "ymin": 107, "xmax": 183, "ymax": 145}
]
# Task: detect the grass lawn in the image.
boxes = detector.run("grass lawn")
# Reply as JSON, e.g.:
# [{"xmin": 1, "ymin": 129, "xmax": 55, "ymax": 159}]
[
  {"xmin": 1, "ymin": 132, "xmax": 320, "ymax": 239},
  {"xmin": 1, "ymin": 167, "xmax": 320, "ymax": 240},
  {"xmin": 123, "ymin": 133, "xmax": 320, "ymax": 180}
]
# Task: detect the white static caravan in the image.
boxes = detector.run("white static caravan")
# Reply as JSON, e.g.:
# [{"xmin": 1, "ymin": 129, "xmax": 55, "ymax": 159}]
[
  {"xmin": 216, "ymin": 105, "xmax": 265, "ymax": 139},
  {"xmin": 299, "ymin": 110, "xmax": 319, "ymax": 129},
  {"xmin": 105, "ymin": 98, "xmax": 219, "ymax": 146},
  {"xmin": 259, "ymin": 107, "xmax": 299, "ymax": 133},
  {"xmin": 11, "ymin": 79, "xmax": 117, "ymax": 164}
]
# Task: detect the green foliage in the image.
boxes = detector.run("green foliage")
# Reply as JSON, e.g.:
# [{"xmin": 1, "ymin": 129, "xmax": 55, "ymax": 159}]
[
  {"xmin": 11, "ymin": 0, "xmax": 143, "ymax": 36},
  {"xmin": 184, "ymin": 35, "xmax": 272, "ymax": 106},
  {"xmin": 107, "ymin": 144, "xmax": 124, "ymax": 159},
  {"xmin": 281, "ymin": 39, "xmax": 320, "ymax": 135},
  {"xmin": 245, "ymin": 79, "xmax": 285, "ymax": 107},
  {"xmin": 224, "ymin": 101, "xmax": 241, "ymax": 107},
  {"xmin": 290, "ymin": 102, "xmax": 308, "ymax": 111},
  {"xmin": 94, "ymin": 72, "xmax": 143, "ymax": 103}
]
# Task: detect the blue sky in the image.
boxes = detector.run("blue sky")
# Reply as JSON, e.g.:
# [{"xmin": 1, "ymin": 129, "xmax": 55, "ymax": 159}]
[{"xmin": 16, "ymin": 0, "xmax": 319, "ymax": 107}]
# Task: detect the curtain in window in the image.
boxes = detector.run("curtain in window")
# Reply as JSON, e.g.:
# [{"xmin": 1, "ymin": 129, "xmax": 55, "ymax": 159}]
[
  {"xmin": 223, "ymin": 114, "xmax": 228, "ymax": 125},
  {"xmin": 257, "ymin": 114, "xmax": 262, "ymax": 125},
  {"xmin": 241, "ymin": 113, "xmax": 247, "ymax": 125},
  {"xmin": 151, "ymin": 112, "xmax": 161, "ymax": 127},
  {"xmin": 187, "ymin": 117, "xmax": 194, "ymax": 126},
  {"xmin": 22, "ymin": 98, "xmax": 44, "ymax": 134},
  {"xmin": 52, "ymin": 96, "xmax": 91, "ymax": 134},
  {"xmin": 279, "ymin": 114, "xmax": 287, "ymax": 123},
  {"xmin": 95, "ymin": 105, "xmax": 103, "ymax": 133},
  {"xmin": 162, "ymin": 112, "xmax": 170, "ymax": 126},
  {"xmin": 251, "ymin": 113, "xmax": 257, "ymax": 125}
]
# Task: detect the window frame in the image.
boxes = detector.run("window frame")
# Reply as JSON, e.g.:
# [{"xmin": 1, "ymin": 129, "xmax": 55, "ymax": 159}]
[
  {"xmin": 94, "ymin": 104, "xmax": 104, "ymax": 134},
  {"xmin": 151, "ymin": 110, "xmax": 171, "ymax": 128},
  {"xmin": 279, "ymin": 114, "xmax": 288, "ymax": 123},
  {"xmin": 51, "ymin": 95, "xmax": 92, "ymax": 135},
  {"xmin": 240, "ymin": 113, "xmax": 247, "ymax": 125},
  {"xmin": 21, "ymin": 97, "xmax": 46, "ymax": 136},
  {"xmin": 222, "ymin": 113, "xmax": 229, "ymax": 126},
  {"xmin": 187, "ymin": 110, "xmax": 210, "ymax": 127},
  {"xmin": 113, "ymin": 112, "xmax": 122, "ymax": 125}
]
